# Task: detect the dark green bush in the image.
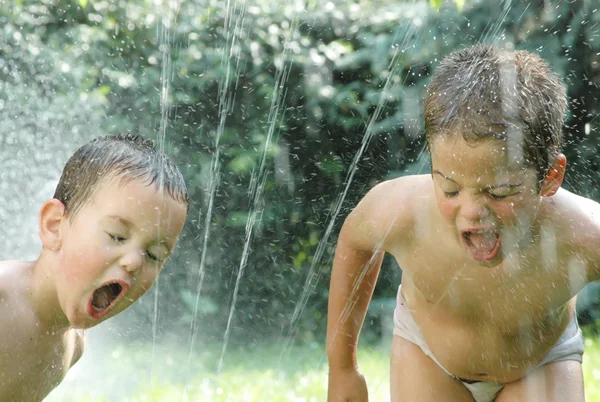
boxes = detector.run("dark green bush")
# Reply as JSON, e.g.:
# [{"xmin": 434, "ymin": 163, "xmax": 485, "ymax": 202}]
[{"xmin": 2, "ymin": 0, "xmax": 599, "ymax": 343}]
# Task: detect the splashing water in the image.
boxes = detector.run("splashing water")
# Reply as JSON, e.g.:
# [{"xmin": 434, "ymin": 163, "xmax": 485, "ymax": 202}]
[
  {"xmin": 181, "ymin": 0, "xmax": 249, "ymax": 392},
  {"xmin": 281, "ymin": 15, "xmax": 424, "ymax": 358},
  {"xmin": 480, "ymin": 0, "xmax": 514, "ymax": 45},
  {"xmin": 151, "ymin": 0, "xmax": 180, "ymax": 388},
  {"xmin": 183, "ymin": 0, "xmax": 255, "ymax": 387},
  {"xmin": 216, "ymin": 4, "xmax": 302, "ymax": 374}
]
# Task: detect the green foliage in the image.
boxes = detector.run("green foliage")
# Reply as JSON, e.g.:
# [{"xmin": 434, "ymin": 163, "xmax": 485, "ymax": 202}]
[{"xmin": 3, "ymin": 0, "xmax": 600, "ymax": 343}]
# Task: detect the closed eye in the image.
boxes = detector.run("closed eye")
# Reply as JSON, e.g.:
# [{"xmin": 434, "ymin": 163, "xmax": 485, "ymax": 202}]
[
  {"xmin": 107, "ymin": 233, "xmax": 126, "ymax": 243},
  {"xmin": 443, "ymin": 191, "xmax": 459, "ymax": 198},
  {"xmin": 488, "ymin": 192, "xmax": 519, "ymax": 200},
  {"xmin": 146, "ymin": 252, "xmax": 160, "ymax": 262}
]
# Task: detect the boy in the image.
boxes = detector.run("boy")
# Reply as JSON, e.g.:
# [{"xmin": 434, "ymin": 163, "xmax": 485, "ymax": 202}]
[
  {"xmin": 0, "ymin": 134, "xmax": 188, "ymax": 401},
  {"xmin": 327, "ymin": 44, "xmax": 597, "ymax": 402}
]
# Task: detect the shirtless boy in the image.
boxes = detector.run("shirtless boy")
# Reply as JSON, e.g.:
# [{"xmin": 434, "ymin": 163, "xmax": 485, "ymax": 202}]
[
  {"xmin": 0, "ymin": 134, "xmax": 188, "ymax": 401},
  {"xmin": 327, "ymin": 44, "xmax": 596, "ymax": 401}
]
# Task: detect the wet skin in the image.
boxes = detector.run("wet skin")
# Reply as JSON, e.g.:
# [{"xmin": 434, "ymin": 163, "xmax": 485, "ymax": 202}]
[
  {"xmin": 328, "ymin": 134, "xmax": 598, "ymax": 401},
  {"xmin": 0, "ymin": 177, "xmax": 186, "ymax": 401}
]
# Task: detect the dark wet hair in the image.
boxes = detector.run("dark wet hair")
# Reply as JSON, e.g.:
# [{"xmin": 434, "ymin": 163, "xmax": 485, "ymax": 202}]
[
  {"xmin": 53, "ymin": 133, "xmax": 188, "ymax": 218},
  {"xmin": 424, "ymin": 44, "xmax": 567, "ymax": 183}
]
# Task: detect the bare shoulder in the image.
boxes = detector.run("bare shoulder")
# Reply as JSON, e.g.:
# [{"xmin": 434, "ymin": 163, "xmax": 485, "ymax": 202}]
[
  {"xmin": 0, "ymin": 262, "xmax": 41, "ymax": 363},
  {"xmin": 546, "ymin": 187, "xmax": 600, "ymax": 232},
  {"xmin": 544, "ymin": 188, "xmax": 600, "ymax": 281},
  {"xmin": 0, "ymin": 261, "xmax": 34, "ymax": 327},
  {"xmin": 0, "ymin": 262, "xmax": 13, "ymax": 303},
  {"xmin": 341, "ymin": 174, "xmax": 433, "ymax": 252}
]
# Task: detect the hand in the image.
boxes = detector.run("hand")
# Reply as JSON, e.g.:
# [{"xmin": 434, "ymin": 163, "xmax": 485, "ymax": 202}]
[{"xmin": 327, "ymin": 366, "xmax": 368, "ymax": 402}]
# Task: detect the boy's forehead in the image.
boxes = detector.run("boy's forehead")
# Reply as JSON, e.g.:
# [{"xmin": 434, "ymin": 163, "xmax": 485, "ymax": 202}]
[
  {"xmin": 431, "ymin": 123, "xmax": 529, "ymax": 161},
  {"xmin": 430, "ymin": 135, "xmax": 529, "ymax": 177},
  {"xmin": 88, "ymin": 177, "xmax": 186, "ymax": 221},
  {"xmin": 94, "ymin": 176, "xmax": 164, "ymax": 202}
]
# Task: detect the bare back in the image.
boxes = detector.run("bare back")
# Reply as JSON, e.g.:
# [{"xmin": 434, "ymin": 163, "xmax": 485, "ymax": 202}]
[
  {"xmin": 0, "ymin": 261, "xmax": 84, "ymax": 402},
  {"xmin": 365, "ymin": 175, "xmax": 597, "ymax": 382}
]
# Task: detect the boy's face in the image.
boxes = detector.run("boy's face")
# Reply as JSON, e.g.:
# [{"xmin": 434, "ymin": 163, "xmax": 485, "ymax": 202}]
[
  {"xmin": 430, "ymin": 134, "xmax": 544, "ymax": 265},
  {"xmin": 54, "ymin": 176, "xmax": 187, "ymax": 329}
]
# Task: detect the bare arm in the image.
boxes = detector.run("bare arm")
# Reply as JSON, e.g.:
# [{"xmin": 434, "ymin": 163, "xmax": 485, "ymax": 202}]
[
  {"xmin": 326, "ymin": 178, "xmax": 414, "ymax": 369},
  {"xmin": 326, "ymin": 222, "xmax": 385, "ymax": 369},
  {"xmin": 580, "ymin": 198, "xmax": 600, "ymax": 283}
]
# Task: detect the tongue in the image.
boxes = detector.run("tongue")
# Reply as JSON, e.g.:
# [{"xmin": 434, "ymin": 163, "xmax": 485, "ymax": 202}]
[{"xmin": 469, "ymin": 232, "xmax": 498, "ymax": 253}]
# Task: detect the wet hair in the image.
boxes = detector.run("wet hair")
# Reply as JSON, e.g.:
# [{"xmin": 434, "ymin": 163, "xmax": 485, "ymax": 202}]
[
  {"xmin": 53, "ymin": 133, "xmax": 188, "ymax": 218},
  {"xmin": 424, "ymin": 44, "xmax": 567, "ymax": 183}
]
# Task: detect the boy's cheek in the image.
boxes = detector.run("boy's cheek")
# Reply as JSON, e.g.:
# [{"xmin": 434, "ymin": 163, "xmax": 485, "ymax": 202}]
[
  {"xmin": 436, "ymin": 199, "xmax": 457, "ymax": 220},
  {"xmin": 494, "ymin": 197, "xmax": 529, "ymax": 222},
  {"xmin": 61, "ymin": 246, "xmax": 107, "ymax": 286}
]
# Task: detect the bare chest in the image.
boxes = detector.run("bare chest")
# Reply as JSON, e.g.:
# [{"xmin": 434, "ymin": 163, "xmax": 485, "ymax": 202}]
[
  {"xmin": 392, "ymin": 244, "xmax": 583, "ymax": 381},
  {"xmin": 393, "ymin": 240, "xmax": 580, "ymax": 328}
]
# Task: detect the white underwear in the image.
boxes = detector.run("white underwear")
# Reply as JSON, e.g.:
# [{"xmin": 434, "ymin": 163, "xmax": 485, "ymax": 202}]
[{"xmin": 392, "ymin": 285, "xmax": 585, "ymax": 402}]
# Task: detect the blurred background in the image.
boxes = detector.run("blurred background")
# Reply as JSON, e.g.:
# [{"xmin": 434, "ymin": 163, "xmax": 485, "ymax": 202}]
[{"xmin": 1, "ymin": 0, "xmax": 599, "ymax": 400}]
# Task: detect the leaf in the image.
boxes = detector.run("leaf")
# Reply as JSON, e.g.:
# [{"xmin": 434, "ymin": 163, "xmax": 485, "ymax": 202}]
[
  {"xmin": 429, "ymin": 0, "xmax": 443, "ymax": 9},
  {"xmin": 453, "ymin": 0, "xmax": 465, "ymax": 11},
  {"xmin": 229, "ymin": 152, "xmax": 257, "ymax": 173},
  {"xmin": 293, "ymin": 251, "xmax": 307, "ymax": 269},
  {"xmin": 78, "ymin": 0, "xmax": 88, "ymax": 8},
  {"xmin": 96, "ymin": 85, "xmax": 111, "ymax": 96}
]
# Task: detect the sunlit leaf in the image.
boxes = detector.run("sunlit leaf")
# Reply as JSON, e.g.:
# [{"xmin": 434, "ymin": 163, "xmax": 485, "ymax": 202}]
[
  {"xmin": 429, "ymin": 0, "xmax": 443, "ymax": 9},
  {"xmin": 293, "ymin": 251, "xmax": 307, "ymax": 269},
  {"xmin": 229, "ymin": 153, "xmax": 257, "ymax": 173},
  {"xmin": 96, "ymin": 85, "xmax": 111, "ymax": 96},
  {"xmin": 453, "ymin": 0, "xmax": 465, "ymax": 11}
]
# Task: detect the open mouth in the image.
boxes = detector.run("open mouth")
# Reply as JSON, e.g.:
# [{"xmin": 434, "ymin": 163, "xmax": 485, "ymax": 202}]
[
  {"xmin": 87, "ymin": 280, "xmax": 129, "ymax": 319},
  {"xmin": 461, "ymin": 229, "xmax": 501, "ymax": 261}
]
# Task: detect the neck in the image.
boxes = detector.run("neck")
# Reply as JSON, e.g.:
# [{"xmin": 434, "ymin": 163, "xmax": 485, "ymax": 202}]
[{"xmin": 29, "ymin": 252, "xmax": 71, "ymax": 332}]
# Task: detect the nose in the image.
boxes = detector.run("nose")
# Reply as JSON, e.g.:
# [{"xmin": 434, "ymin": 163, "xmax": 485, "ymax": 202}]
[
  {"xmin": 459, "ymin": 193, "xmax": 490, "ymax": 222},
  {"xmin": 119, "ymin": 248, "xmax": 144, "ymax": 273}
]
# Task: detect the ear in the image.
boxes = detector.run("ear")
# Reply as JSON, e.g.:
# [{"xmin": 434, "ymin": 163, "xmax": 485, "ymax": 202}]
[
  {"xmin": 39, "ymin": 199, "xmax": 66, "ymax": 251},
  {"xmin": 540, "ymin": 154, "xmax": 566, "ymax": 197}
]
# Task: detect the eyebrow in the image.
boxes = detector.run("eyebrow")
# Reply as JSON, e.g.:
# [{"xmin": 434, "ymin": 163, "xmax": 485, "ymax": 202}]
[
  {"xmin": 433, "ymin": 170, "xmax": 458, "ymax": 184},
  {"xmin": 106, "ymin": 215, "xmax": 174, "ymax": 252},
  {"xmin": 432, "ymin": 170, "xmax": 523, "ymax": 189},
  {"xmin": 107, "ymin": 215, "xmax": 134, "ymax": 228}
]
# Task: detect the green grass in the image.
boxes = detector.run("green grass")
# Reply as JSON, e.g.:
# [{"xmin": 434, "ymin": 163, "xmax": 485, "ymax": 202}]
[
  {"xmin": 46, "ymin": 335, "xmax": 600, "ymax": 402},
  {"xmin": 583, "ymin": 335, "xmax": 600, "ymax": 401}
]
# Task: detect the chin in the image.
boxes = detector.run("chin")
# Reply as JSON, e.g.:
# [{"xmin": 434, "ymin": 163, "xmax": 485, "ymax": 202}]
[
  {"xmin": 67, "ymin": 315, "xmax": 95, "ymax": 330},
  {"xmin": 65, "ymin": 303, "xmax": 101, "ymax": 330},
  {"xmin": 473, "ymin": 252, "xmax": 505, "ymax": 268}
]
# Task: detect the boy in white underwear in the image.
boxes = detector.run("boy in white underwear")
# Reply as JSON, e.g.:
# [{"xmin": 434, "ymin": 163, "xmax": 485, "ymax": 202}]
[
  {"xmin": 327, "ymin": 44, "xmax": 595, "ymax": 401},
  {"xmin": 0, "ymin": 134, "xmax": 188, "ymax": 401}
]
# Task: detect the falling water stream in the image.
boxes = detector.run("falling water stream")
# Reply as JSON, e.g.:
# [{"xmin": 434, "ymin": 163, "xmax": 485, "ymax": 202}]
[
  {"xmin": 215, "ymin": 6, "xmax": 303, "ymax": 375},
  {"xmin": 150, "ymin": 0, "xmax": 180, "ymax": 388},
  {"xmin": 195, "ymin": 0, "xmax": 251, "ymax": 374},
  {"xmin": 152, "ymin": 0, "xmax": 529, "ymax": 386},
  {"xmin": 5, "ymin": 0, "xmax": 598, "ymax": 400},
  {"xmin": 281, "ymin": 14, "xmax": 424, "ymax": 357}
]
